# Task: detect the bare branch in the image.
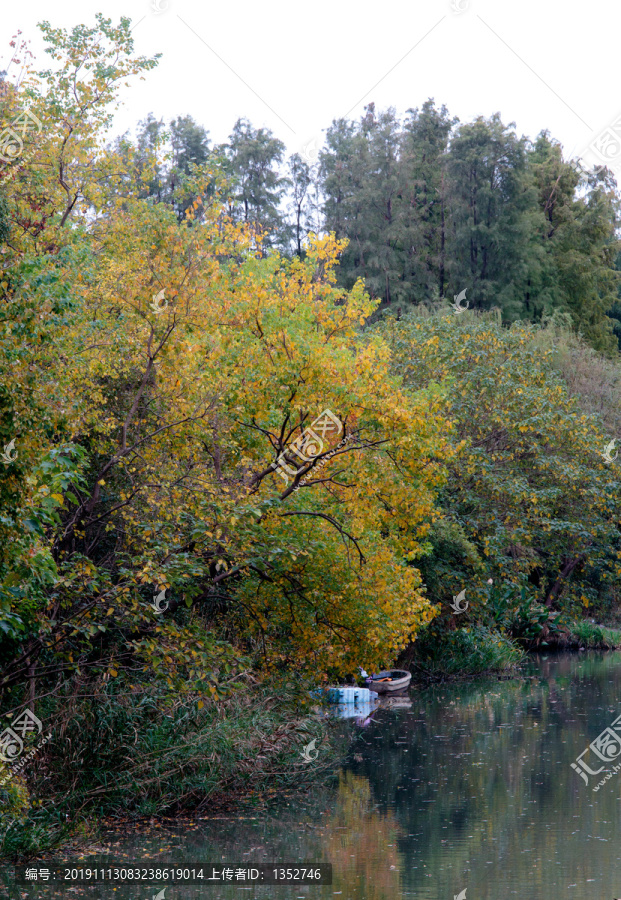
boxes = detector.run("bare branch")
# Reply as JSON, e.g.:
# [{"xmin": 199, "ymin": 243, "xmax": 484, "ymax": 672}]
[{"xmin": 278, "ymin": 510, "xmax": 365, "ymax": 565}]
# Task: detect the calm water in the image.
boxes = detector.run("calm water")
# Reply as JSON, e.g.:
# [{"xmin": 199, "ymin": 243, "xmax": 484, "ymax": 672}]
[{"xmin": 5, "ymin": 652, "xmax": 621, "ymax": 899}]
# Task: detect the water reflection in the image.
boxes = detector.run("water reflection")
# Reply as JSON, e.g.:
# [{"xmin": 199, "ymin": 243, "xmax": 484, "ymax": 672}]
[
  {"xmin": 4, "ymin": 652, "xmax": 621, "ymax": 900},
  {"xmin": 322, "ymin": 771, "xmax": 402, "ymax": 900}
]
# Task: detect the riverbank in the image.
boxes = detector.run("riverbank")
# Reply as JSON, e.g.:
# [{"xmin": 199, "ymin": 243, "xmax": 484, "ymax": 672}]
[
  {"xmin": 399, "ymin": 619, "xmax": 621, "ymax": 682},
  {"xmin": 3, "ymin": 652, "xmax": 620, "ymax": 900},
  {"xmin": 3, "ymin": 623, "xmax": 621, "ymax": 863},
  {"xmin": 0, "ymin": 678, "xmax": 343, "ymax": 862}
]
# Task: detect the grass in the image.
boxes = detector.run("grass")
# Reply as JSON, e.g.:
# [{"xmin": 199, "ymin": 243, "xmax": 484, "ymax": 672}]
[
  {"xmin": 400, "ymin": 624, "xmax": 525, "ymax": 680},
  {"xmin": 563, "ymin": 620, "xmax": 621, "ymax": 650},
  {"xmin": 0, "ymin": 675, "xmax": 339, "ymax": 861},
  {"xmin": 529, "ymin": 312, "xmax": 621, "ymax": 438}
]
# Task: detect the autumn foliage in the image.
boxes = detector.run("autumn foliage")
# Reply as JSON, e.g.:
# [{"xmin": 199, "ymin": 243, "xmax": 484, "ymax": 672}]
[
  {"xmin": 0, "ymin": 16, "xmax": 452, "ymax": 722},
  {"xmin": 1, "ymin": 14, "xmax": 621, "ymax": 846}
]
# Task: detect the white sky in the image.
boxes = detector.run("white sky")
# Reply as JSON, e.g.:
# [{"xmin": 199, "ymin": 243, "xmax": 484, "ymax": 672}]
[{"xmin": 2, "ymin": 0, "xmax": 620, "ymax": 168}]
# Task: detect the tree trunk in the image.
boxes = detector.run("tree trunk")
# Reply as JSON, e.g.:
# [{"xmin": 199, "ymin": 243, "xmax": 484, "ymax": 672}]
[{"xmin": 544, "ymin": 554, "xmax": 586, "ymax": 607}]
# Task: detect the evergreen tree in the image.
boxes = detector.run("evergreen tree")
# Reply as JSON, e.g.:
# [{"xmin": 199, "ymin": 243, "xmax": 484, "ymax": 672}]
[
  {"xmin": 129, "ymin": 114, "xmax": 214, "ymax": 221},
  {"xmin": 610, "ymin": 249, "xmax": 621, "ymax": 350},
  {"xmin": 286, "ymin": 152, "xmax": 313, "ymax": 257},
  {"xmin": 529, "ymin": 132, "xmax": 620, "ymax": 353},
  {"xmin": 169, "ymin": 115, "xmax": 211, "ymax": 221},
  {"xmin": 170, "ymin": 115, "xmax": 210, "ymax": 173},
  {"xmin": 135, "ymin": 112, "xmax": 167, "ymax": 203},
  {"xmin": 222, "ymin": 118, "xmax": 288, "ymax": 251},
  {"xmin": 399, "ymin": 99, "xmax": 457, "ymax": 302},
  {"xmin": 122, "ymin": 104, "xmax": 621, "ymax": 354},
  {"xmin": 321, "ymin": 106, "xmax": 404, "ymax": 304},
  {"xmin": 443, "ymin": 114, "xmax": 541, "ymax": 319}
]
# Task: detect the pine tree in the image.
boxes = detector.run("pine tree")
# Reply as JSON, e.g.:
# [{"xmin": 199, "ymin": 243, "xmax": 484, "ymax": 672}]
[
  {"xmin": 221, "ymin": 118, "xmax": 288, "ymax": 251},
  {"xmin": 443, "ymin": 114, "xmax": 541, "ymax": 319},
  {"xmin": 399, "ymin": 99, "xmax": 457, "ymax": 302},
  {"xmin": 529, "ymin": 132, "xmax": 620, "ymax": 353},
  {"xmin": 286, "ymin": 152, "xmax": 313, "ymax": 257}
]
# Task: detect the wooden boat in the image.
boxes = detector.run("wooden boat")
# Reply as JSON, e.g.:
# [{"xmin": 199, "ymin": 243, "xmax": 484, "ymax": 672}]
[{"xmin": 365, "ymin": 669, "xmax": 411, "ymax": 694}]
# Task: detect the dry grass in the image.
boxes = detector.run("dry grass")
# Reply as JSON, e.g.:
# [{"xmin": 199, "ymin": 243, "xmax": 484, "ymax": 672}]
[{"xmin": 529, "ymin": 313, "xmax": 621, "ymax": 437}]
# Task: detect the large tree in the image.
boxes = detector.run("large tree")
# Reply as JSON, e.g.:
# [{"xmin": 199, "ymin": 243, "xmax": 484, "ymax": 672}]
[
  {"xmin": 318, "ymin": 106, "xmax": 621, "ymax": 352},
  {"xmin": 321, "ymin": 106, "xmax": 406, "ymax": 304},
  {"xmin": 443, "ymin": 114, "xmax": 542, "ymax": 319},
  {"xmin": 399, "ymin": 99, "xmax": 456, "ymax": 301},
  {"xmin": 528, "ymin": 132, "xmax": 620, "ymax": 354},
  {"xmin": 221, "ymin": 117, "xmax": 288, "ymax": 251},
  {"xmin": 285, "ymin": 152, "xmax": 318, "ymax": 257}
]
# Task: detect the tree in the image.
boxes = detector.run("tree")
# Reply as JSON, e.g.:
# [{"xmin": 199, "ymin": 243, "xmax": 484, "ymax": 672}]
[
  {"xmin": 133, "ymin": 112, "xmax": 167, "ymax": 203},
  {"xmin": 399, "ymin": 99, "xmax": 457, "ymax": 301},
  {"xmin": 319, "ymin": 116, "xmax": 361, "ymax": 247},
  {"xmin": 381, "ymin": 308, "xmax": 621, "ymax": 625},
  {"xmin": 286, "ymin": 152, "xmax": 312, "ymax": 257},
  {"xmin": 318, "ymin": 106, "xmax": 621, "ymax": 352},
  {"xmin": 169, "ymin": 114, "xmax": 211, "ymax": 221},
  {"xmin": 529, "ymin": 132, "xmax": 621, "ymax": 354},
  {"xmin": 609, "ymin": 248, "xmax": 621, "ymax": 350},
  {"xmin": 0, "ymin": 16, "xmax": 453, "ymax": 724},
  {"xmin": 321, "ymin": 107, "xmax": 404, "ymax": 305},
  {"xmin": 443, "ymin": 114, "xmax": 542, "ymax": 319},
  {"xmin": 221, "ymin": 117, "xmax": 288, "ymax": 251},
  {"xmin": 128, "ymin": 113, "xmax": 214, "ymax": 220}
]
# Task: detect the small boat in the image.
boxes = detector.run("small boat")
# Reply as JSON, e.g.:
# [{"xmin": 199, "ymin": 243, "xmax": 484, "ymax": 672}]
[{"xmin": 365, "ymin": 669, "xmax": 412, "ymax": 694}]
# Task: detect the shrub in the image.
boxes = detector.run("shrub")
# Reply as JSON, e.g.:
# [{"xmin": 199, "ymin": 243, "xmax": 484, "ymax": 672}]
[{"xmin": 402, "ymin": 624, "xmax": 524, "ymax": 678}]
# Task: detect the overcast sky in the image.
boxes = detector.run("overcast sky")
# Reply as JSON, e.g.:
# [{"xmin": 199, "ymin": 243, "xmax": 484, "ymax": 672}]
[{"xmin": 2, "ymin": 0, "xmax": 620, "ymax": 170}]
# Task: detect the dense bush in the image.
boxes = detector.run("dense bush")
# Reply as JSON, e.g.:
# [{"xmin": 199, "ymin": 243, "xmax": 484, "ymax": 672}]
[
  {"xmin": 380, "ymin": 307, "xmax": 621, "ymax": 626},
  {"xmin": 402, "ymin": 624, "xmax": 523, "ymax": 677}
]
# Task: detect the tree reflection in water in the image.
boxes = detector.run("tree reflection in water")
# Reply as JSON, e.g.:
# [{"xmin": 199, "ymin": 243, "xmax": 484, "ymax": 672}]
[{"xmin": 322, "ymin": 770, "xmax": 402, "ymax": 900}]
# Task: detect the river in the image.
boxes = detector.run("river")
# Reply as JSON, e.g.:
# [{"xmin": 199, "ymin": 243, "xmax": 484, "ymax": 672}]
[{"xmin": 4, "ymin": 651, "xmax": 621, "ymax": 899}]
